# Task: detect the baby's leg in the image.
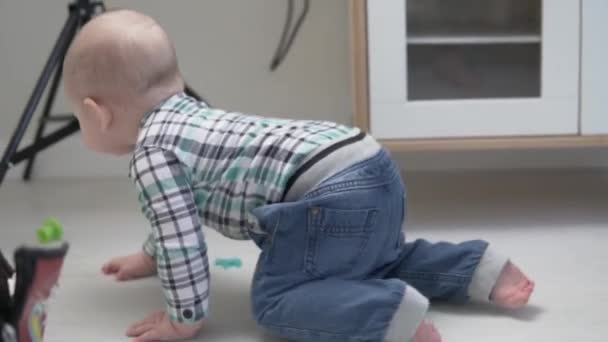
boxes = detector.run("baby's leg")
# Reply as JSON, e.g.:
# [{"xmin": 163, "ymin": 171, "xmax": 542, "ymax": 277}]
[
  {"xmin": 252, "ymin": 276, "xmax": 437, "ymax": 342},
  {"xmin": 387, "ymin": 239, "xmax": 534, "ymax": 308}
]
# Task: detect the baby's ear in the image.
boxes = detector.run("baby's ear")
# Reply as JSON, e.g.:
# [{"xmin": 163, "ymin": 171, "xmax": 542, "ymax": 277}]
[{"xmin": 83, "ymin": 97, "xmax": 113, "ymax": 132}]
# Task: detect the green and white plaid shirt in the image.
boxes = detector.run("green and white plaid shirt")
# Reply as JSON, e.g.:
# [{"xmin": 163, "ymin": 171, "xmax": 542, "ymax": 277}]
[{"xmin": 129, "ymin": 92, "xmax": 361, "ymax": 323}]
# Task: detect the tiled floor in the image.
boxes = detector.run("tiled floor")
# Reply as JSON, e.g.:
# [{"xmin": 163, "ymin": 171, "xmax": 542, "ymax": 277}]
[{"xmin": 1, "ymin": 170, "xmax": 607, "ymax": 341}]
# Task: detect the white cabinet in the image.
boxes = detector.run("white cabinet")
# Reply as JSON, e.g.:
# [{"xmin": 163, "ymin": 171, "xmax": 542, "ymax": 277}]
[
  {"xmin": 352, "ymin": 0, "xmax": 608, "ymax": 149},
  {"xmin": 366, "ymin": 0, "xmax": 580, "ymax": 140},
  {"xmin": 582, "ymin": 0, "xmax": 608, "ymax": 135}
]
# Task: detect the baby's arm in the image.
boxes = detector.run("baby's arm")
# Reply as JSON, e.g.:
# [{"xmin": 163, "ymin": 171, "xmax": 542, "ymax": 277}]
[{"xmin": 129, "ymin": 146, "xmax": 208, "ymax": 341}]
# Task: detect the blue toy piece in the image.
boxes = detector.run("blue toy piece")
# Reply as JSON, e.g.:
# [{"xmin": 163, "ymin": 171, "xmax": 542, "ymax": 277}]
[{"xmin": 214, "ymin": 258, "xmax": 242, "ymax": 270}]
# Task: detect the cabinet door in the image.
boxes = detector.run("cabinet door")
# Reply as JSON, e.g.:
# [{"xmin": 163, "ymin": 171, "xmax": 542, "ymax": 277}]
[
  {"xmin": 581, "ymin": 0, "xmax": 608, "ymax": 135},
  {"xmin": 367, "ymin": 0, "xmax": 580, "ymax": 139}
]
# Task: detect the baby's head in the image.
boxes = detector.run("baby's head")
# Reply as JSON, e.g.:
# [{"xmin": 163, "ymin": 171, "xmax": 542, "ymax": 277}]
[{"xmin": 63, "ymin": 9, "xmax": 184, "ymax": 155}]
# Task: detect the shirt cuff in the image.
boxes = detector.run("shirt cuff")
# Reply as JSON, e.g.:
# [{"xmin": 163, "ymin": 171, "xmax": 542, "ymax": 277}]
[
  {"xmin": 166, "ymin": 298, "xmax": 209, "ymax": 324},
  {"xmin": 142, "ymin": 235, "xmax": 156, "ymax": 258},
  {"xmin": 385, "ymin": 285, "xmax": 429, "ymax": 342},
  {"xmin": 468, "ymin": 246, "xmax": 509, "ymax": 302}
]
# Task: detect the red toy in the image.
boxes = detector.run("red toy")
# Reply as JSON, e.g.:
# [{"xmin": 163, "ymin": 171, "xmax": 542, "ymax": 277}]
[{"xmin": 0, "ymin": 220, "xmax": 68, "ymax": 342}]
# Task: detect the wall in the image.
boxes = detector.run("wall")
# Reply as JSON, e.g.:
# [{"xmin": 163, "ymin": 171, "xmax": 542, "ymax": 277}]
[
  {"xmin": 0, "ymin": 0, "xmax": 351, "ymax": 180},
  {"xmin": 0, "ymin": 0, "xmax": 606, "ymax": 181}
]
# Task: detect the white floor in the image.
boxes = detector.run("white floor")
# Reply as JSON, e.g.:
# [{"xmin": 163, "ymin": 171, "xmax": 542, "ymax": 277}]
[{"xmin": 1, "ymin": 170, "xmax": 607, "ymax": 342}]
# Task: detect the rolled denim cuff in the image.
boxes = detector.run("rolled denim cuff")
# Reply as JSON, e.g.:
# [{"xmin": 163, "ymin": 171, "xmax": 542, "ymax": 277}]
[
  {"xmin": 468, "ymin": 246, "xmax": 509, "ymax": 302},
  {"xmin": 385, "ymin": 285, "xmax": 429, "ymax": 342}
]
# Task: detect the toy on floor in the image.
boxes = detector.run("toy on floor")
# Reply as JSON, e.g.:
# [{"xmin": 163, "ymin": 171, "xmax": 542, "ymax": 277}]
[
  {"xmin": 0, "ymin": 218, "xmax": 69, "ymax": 342},
  {"xmin": 36, "ymin": 218, "xmax": 63, "ymax": 245},
  {"xmin": 214, "ymin": 258, "xmax": 242, "ymax": 270}
]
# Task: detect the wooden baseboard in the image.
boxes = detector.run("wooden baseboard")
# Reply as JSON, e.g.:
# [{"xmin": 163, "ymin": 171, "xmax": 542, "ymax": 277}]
[{"xmin": 380, "ymin": 135, "xmax": 608, "ymax": 151}]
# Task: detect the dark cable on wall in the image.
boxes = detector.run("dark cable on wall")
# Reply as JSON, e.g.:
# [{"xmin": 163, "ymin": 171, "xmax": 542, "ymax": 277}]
[{"xmin": 269, "ymin": 0, "xmax": 310, "ymax": 71}]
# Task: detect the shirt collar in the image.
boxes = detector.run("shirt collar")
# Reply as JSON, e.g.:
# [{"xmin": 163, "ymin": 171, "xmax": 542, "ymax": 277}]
[
  {"xmin": 138, "ymin": 92, "xmax": 188, "ymax": 129},
  {"xmin": 128, "ymin": 92, "xmax": 188, "ymax": 179}
]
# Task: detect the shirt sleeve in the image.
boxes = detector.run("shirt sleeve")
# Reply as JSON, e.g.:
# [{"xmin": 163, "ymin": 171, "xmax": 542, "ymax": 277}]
[
  {"xmin": 142, "ymin": 234, "xmax": 157, "ymax": 258},
  {"xmin": 131, "ymin": 146, "xmax": 209, "ymax": 324}
]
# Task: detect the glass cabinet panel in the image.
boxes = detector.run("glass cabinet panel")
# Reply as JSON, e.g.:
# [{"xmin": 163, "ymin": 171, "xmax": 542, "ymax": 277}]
[{"xmin": 406, "ymin": 0, "xmax": 542, "ymax": 100}]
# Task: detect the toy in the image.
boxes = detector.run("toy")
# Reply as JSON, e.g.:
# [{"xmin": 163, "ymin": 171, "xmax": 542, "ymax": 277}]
[
  {"xmin": 0, "ymin": 217, "xmax": 69, "ymax": 342},
  {"xmin": 214, "ymin": 258, "xmax": 242, "ymax": 270},
  {"xmin": 35, "ymin": 218, "xmax": 63, "ymax": 245}
]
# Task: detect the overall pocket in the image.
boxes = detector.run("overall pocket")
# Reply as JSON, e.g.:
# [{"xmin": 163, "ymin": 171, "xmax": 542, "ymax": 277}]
[
  {"xmin": 251, "ymin": 202, "xmax": 310, "ymax": 275},
  {"xmin": 306, "ymin": 206, "xmax": 378, "ymax": 277}
]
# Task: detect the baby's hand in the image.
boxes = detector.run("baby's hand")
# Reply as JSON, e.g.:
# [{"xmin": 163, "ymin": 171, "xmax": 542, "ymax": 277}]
[
  {"xmin": 126, "ymin": 310, "xmax": 204, "ymax": 341},
  {"xmin": 101, "ymin": 251, "xmax": 156, "ymax": 281}
]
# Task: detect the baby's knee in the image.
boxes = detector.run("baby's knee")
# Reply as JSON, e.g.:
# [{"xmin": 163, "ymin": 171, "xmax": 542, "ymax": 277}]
[{"xmin": 250, "ymin": 292, "xmax": 273, "ymax": 326}]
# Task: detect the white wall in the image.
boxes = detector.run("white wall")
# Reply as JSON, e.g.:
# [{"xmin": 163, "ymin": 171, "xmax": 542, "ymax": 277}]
[
  {"xmin": 0, "ymin": 0, "xmax": 351, "ymax": 180},
  {"xmin": 0, "ymin": 0, "xmax": 607, "ymax": 181}
]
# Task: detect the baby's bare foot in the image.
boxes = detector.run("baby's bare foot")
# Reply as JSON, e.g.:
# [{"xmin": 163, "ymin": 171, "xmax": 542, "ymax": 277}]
[
  {"xmin": 101, "ymin": 251, "xmax": 156, "ymax": 281},
  {"xmin": 412, "ymin": 320, "xmax": 441, "ymax": 342},
  {"xmin": 490, "ymin": 261, "xmax": 534, "ymax": 309}
]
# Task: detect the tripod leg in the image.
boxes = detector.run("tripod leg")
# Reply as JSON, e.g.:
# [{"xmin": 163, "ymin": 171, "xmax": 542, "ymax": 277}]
[
  {"xmin": 22, "ymin": 63, "xmax": 65, "ymax": 181},
  {"xmin": 0, "ymin": 11, "xmax": 80, "ymax": 186},
  {"xmin": 10, "ymin": 120, "xmax": 80, "ymax": 166}
]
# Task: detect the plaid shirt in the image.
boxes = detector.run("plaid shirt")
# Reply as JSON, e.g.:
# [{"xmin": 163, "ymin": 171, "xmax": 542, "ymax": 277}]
[{"xmin": 129, "ymin": 93, "xmax": 360, "ymax": 323}]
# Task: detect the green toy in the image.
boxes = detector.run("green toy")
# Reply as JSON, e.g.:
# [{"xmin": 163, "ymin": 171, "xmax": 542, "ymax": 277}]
[
  {"xmin": 36, "ymin": 217, "xmax": 64, "ymax": 244},
  {"xmin": 214, "ymin": 258, "xmax": 242, "ymax": 270}
]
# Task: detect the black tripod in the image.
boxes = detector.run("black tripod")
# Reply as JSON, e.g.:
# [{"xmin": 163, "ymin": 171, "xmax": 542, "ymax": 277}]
[{"xmin": 0, "ymin": 0, "xmax": 204, "ymax": 187}]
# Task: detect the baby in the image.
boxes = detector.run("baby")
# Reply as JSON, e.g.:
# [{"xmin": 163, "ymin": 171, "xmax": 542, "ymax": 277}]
[{"xmin": 63, "ymin": 9, "xmax": 534, "ymax": 342}]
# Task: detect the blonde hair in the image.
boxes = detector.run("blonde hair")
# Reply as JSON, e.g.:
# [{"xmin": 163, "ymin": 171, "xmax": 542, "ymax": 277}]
[{"xmin": 63, "ymin": 9, "xmax": 184, "ymax": 105}]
